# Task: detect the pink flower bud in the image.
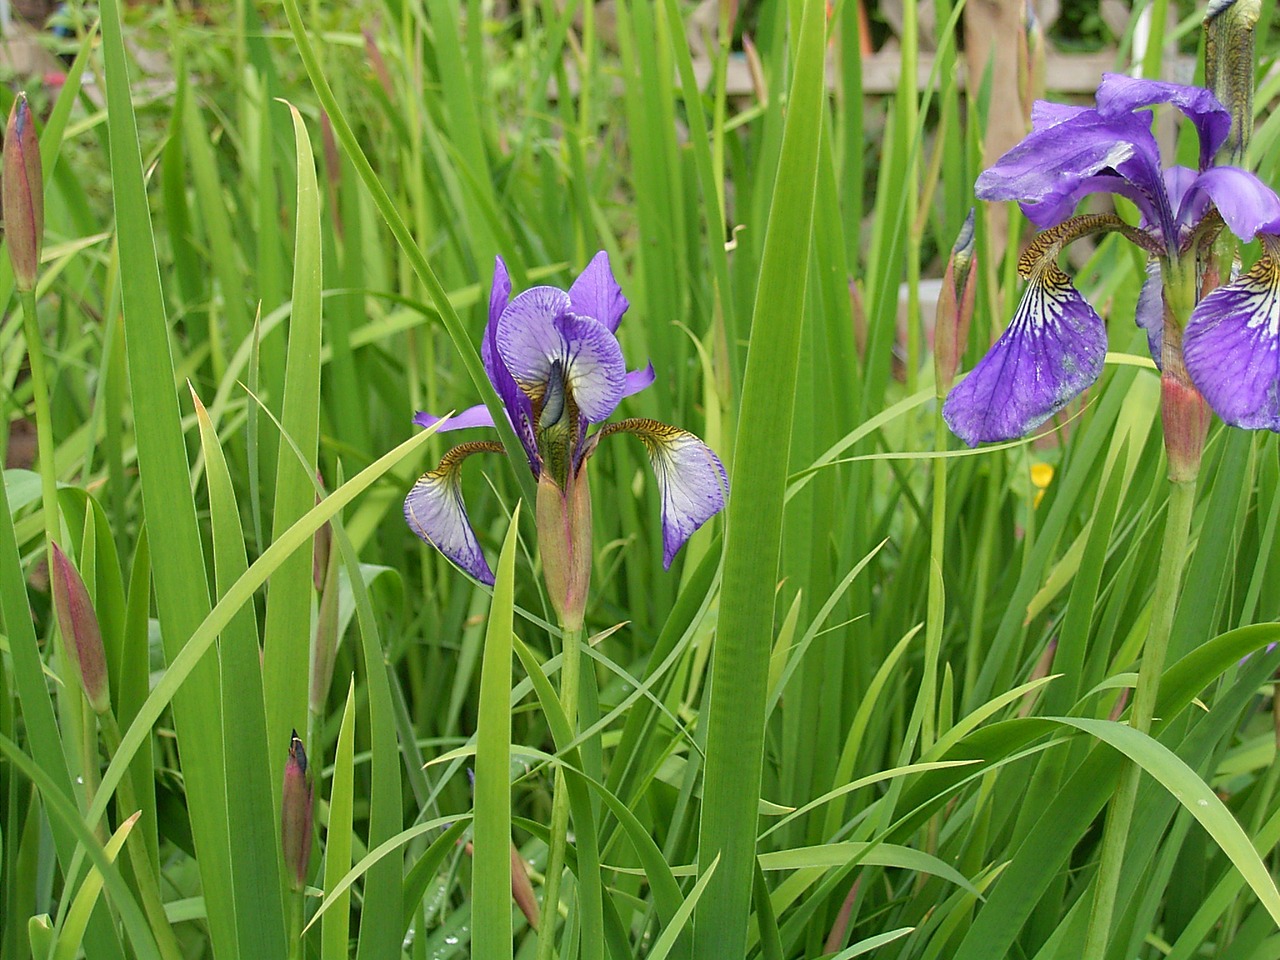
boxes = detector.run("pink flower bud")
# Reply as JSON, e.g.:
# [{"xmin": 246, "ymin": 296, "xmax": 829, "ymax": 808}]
[
  {"xmin": 3, "ymin": 93, "xmax": 43, "ymax": 292},
  {"xmin": 536, "ymin": 470, "xmax": 593, "ymax": 632},
  {"xmin": 934, "ymin": 210, "xmax": 977, "ymax": 393},
  {"xmin": 510, "ymin": 843, "xmax": 539, "ymax": 930},
  {"xmin": 50, "ymin": 542, "xmax": 111, "ymax": 715},
  {"xmin": 281, "ymin": 731, "xmax": 314, "ymax": 892}
]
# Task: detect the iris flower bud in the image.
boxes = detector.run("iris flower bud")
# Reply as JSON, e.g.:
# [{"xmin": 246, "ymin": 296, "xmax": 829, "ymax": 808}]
[
  {"xmin": 281, "ymin": 731, "xmax": 314, "ymax": 892},
  {"xmin": 3, "ymin": 93, "xmax": 43, "ymax": 292},
  {"xmin": 933, "ymin": 210, "xmax": 977, "ymax": 394},
  {"xmin": 536, "ymin": 471, "xmax": 593, "ymax": 632},
  {"xmin": 1204, "ymin": 0, "xmax": 1259, "ymax": 165},
  {"xmin": 50, "ymin": 541, "xmax": 111, "ymax": 715}
]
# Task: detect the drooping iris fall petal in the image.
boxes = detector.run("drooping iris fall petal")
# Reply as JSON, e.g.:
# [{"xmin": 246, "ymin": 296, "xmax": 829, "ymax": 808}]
[
  {"xmin": 593, "ymin": 418, "xmax": 729, "ymax": 568},
  {"xmin": 1184, "ymin": 238, "xmax": 1280, "ymax": 431},
  {"xmin": 943, "ymin": 263, "xmax": 1107, "ymax": 446},
  {"xmin": 403, "ymin": 441, "xmax": 504, "ymax": 584}
]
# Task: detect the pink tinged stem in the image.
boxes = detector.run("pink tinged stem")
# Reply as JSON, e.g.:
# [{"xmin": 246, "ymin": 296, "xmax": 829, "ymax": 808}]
[
  {"xmin": 824, "ymin": 876, "xmax": 862, "ymax": 953},
  {"xmin": 1160, "ymin": 310, "xmax": 1210, "ymax": 485}
]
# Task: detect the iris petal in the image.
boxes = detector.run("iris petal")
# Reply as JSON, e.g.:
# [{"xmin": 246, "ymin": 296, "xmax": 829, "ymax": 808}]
[
  {"xmin": 622, "ymin": 363, "xmax": 656, "ymax": 399},
  {"xmin": 1135, "ymin": 259, "xmax": 1164, "ymax": 368},
  {"xmin": 1030, "ymin": 100, "xmax": 1090, "ymax": 131},
  {"xmin": 1182, "ymin": 167, "xmax": 1280, "ymax": 243},
  {"xmin": 943, "ymin": 264, "xmax": 1107, "ymax": 446},
  {"xmin": 497, "ymin": 286, "xmax": 627, "ymax": 422},
  {"xmin": 484, "ymin": 257, "xmax": 540, "ymax": 472},
  {"xmin": 568, "ymin": 250, "xmax": 630, "ymax": 333},
  {"xmin": 1093, "ymin": 73, "xmax": 1230, "ymax": 169},
  {"xmin": 1184, "ymin": 240, "xmax": 1280, "ymax": 431},
  {"xmin": 412, "ymin": 406, "xmax": 496, "ymax": 432},
  {"xmin": 404, "ymin": 441, "xmax": 504, "ymax": 585},
  {"xmin": 592, "ymin": 418, "xmax": 728, "ymax": 568},
  {"xmin": 977, "ymin": 110, "xmax": 1167, "ymax": 232}
]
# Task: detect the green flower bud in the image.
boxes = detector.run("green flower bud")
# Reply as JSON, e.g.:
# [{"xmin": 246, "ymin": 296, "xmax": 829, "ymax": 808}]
[
  {"xmin": 933, "ymin": 210, "xmax": 977, "ymax": 394},
  {"xmin": 1204, "ymin": 0, "xmax": 1260, "ymax": 165}
]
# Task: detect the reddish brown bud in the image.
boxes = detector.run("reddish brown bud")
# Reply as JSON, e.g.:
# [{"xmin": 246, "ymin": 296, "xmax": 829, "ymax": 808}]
[
  {"xmin": 536, "ymin": 469, "xmax": 593, "ymax": 632},
  {"xmin": 3, "ymin": 93, "xmax": 43, "ymax": 292},
  {"xmin": 1160, "ymin": 325, "xmax": 1210, "ymax": 484},
  {"xmin": 510, "ymin": 843, "xmax": 539, "ymax": 930},
  {"xmin": 50, "ymin": 541, "xmax": 110, "ymax": 715},
  {"xmin": 281, "ymin": 731, "xmax": 314, "ymax": 892},
  {"xmin": 934, "ymin": 210, "xmax": 977, "ymax": 393}
]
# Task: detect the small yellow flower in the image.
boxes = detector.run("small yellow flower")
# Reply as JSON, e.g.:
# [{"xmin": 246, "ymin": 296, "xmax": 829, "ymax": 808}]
[{"xmin": 1031, "ymin": 462, "xmax": 1054, "ymax": 508}]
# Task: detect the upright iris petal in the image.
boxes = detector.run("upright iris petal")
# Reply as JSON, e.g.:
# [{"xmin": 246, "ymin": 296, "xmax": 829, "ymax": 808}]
[
  {"xmin": 1184, "ymin": 236, "xmax": 1280, "ymax": 431},
  {"xmin": 1094, "ymin": 73, "xmax": 1230, "ymax": 168},
  {"xmin": 568, "ymin": 250, "xmax": 630, "ymax": 333},
  {"xmin": 496, "ymin": 288, "xmax": 627, "ymax": 423},
  {"xmin": 943, "ymin": 261, "xmax": 1106, "ymax": 446},
  {"xmin": 976, "ymin": 108, "xmax": 1168, "ymax": 233}
]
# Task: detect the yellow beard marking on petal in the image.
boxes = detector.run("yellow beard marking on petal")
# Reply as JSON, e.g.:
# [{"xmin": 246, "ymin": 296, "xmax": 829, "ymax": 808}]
[
  {"xmin": 431, "ymin": 441, "xmax": 506, "ymax": 477},
  {"xmin": 1019, "ymin": 214, "xmax": 1162, "ymax": 281}
]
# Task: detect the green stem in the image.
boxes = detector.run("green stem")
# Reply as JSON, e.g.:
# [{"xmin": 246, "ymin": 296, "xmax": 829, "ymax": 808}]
[
  {"xmin": 20, "ymin": 289, "xmax": 58, "ymax": 551},
  {"xmin": 287, "ymin": 886, "xmax": 305, "ymax": 960},
  {"xmin": 100, "ymin": 714, "xmax": 186, "ymax": 960},
  {"xmin": 1082, "ymin": 476, "xmax": 1197, "ymax": 960},
  {"xmin": 921, "ymin": 405, "xmax": 948, "ymax": 750},
  {"xmin": 536, "ymin": 623, "xmax": 583, "ymax": 960}
]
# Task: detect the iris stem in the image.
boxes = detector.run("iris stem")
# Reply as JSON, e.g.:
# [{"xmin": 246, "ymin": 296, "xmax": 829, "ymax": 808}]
[
  {"xmin": 537, "ymin": 622, "xmax": 583, "ymax": 960},
  {"xmin": 20, "ymin": 289, "xmax": 58, "ymax": 553},
  {"xmin": 921, "ymin": 405, "xmax": 948, "ymax": 750},
  {"xmin": 1082, "ymin": 475, "xmax": 1196, "ymax": 960},
  {"xmin": 100, "ymin": 713, "xmax": 187, "ymax": 960},
  {"xmin": 287, "ymin": 886, "xmax": 305, "ymax": 960}
]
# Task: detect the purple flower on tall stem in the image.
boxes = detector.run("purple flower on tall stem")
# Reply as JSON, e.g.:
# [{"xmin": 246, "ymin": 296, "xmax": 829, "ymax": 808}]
[
  {"xmin": 943, "ymin": 73, "xmax": 1280, "ymax": 452},
  {"xmin": 405, "ymin": 252, "xmax": 728, "ymax": 597}
]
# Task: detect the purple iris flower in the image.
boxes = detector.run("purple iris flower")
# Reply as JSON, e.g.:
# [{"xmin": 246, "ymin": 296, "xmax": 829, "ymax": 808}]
[
  {"xmin": 404, "ymin": 252, "xmax": 728, "ymax": 585},
  {"xmin": 943, "ymin": 73, "xmax": 1280, "ymax": 446}
]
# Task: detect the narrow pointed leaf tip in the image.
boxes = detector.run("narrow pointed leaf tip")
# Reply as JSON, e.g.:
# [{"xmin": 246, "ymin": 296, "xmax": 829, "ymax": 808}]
[
  {"xmin": 50, "ymin": 542, "xmax": 111, "ymax": 715},
  {"xmin": 3, "ymin": 92, "xmax": 43, "ymax": 292}
]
